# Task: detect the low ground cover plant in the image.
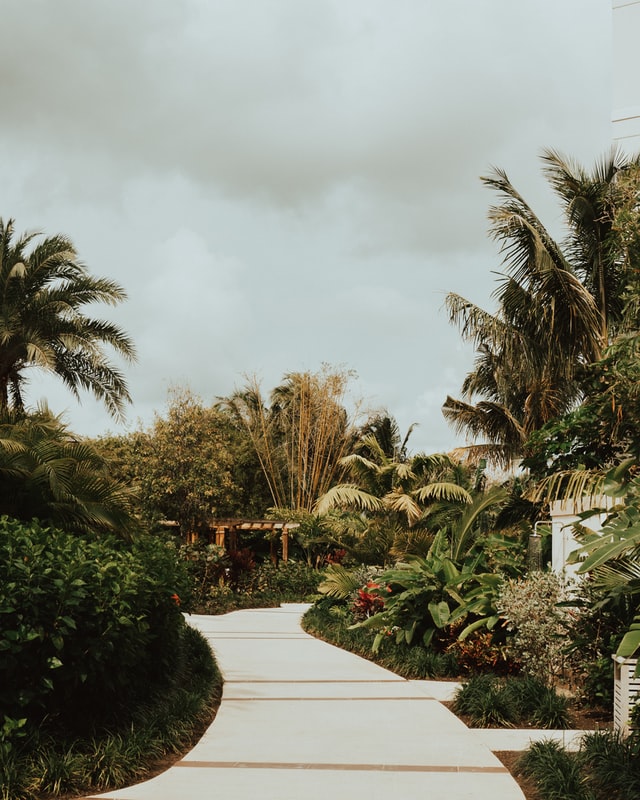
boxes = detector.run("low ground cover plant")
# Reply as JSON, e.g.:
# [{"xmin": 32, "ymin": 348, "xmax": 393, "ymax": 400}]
[
  {"xmin": 452, "ymin": 674, "xmax": 571, "ymax": 729},
  {"xmin": 517, "ymin": 729, "xmax": 640, "ymax": 800}
]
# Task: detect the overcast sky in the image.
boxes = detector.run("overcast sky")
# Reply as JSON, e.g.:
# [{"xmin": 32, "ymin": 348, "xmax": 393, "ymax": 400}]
[{"xmin": 0, "ymin": 0, "xmax": 614, "ymax": 454}]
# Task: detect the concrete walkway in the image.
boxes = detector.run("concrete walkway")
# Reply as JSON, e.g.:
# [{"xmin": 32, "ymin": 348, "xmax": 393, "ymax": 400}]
[{"xmin": 90, "ymin": 605, "xmax": 537, "ymax": 800}]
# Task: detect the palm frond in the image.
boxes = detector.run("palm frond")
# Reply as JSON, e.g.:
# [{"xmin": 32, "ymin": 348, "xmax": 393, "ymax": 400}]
[
  {"xmin": 412, "ymin": 482, "xmax": 472, "ymax": 505},
  {"xmin": 317, "ymin": 564, "xmax": 363, "ymax": 599},
  {"xmin": 527, "ymin": 469, "xmax": 606, "ymax": 504},
  {"xmin": 383, "ymin": 490, "xmax": 423, "ymax": 526},
  {"xmin": 313, "ymin": 484, "xmax": 384, "ymax": 515}
]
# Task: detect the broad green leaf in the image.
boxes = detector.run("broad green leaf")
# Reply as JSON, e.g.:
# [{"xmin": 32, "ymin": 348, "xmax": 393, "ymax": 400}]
[{"xmin": 428, "ymin": 600, "xmax": 450, "ymax": 628}]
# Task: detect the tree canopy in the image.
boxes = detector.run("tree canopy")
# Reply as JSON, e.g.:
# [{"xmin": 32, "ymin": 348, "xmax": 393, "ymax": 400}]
[{"xmin": 444, "ymin": 149, "xmax": 640, "ymax": 468}]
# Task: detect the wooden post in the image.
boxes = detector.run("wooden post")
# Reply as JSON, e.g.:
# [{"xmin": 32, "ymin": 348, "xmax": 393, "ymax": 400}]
[{"xmin": 282, "ymin": 527, "xmax": 289, "ymax": 563}]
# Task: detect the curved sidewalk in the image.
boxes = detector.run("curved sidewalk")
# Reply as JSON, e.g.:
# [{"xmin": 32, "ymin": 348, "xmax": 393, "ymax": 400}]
[{"xmin": 90, "ymin": 604, "xmax": 527, "ymax": 800}]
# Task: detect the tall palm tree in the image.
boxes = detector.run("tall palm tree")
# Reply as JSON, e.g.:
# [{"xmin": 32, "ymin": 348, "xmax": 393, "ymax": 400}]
[
  {"xmin": 0, "ymin": 218, "xmax": 135, "ymax": 418},
  {"xmin": 444, "ymin": 148, "xmax": 640, "ymax": 467}
]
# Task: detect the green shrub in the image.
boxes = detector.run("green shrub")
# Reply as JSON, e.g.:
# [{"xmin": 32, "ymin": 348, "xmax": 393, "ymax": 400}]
[
  {"xmin": 0, "ymin": 517, "xmax": 191, "ymax": 734},
  {"xmin": 179, "ymin": 541, "xmax": 230, "ymax": 608},
  {"xmin": 191, "ymin": 559, "xmax": 323, "ymax": 613},
  {"xmin": 452, "ymin": 674, "xmax": 518, "ymax": 727},
  {"xmin": 445, "ymin": 628, "xmax": 517, "ymax": 676},
  {"xmin": 452, "ymin": 674, "xmax": 570, "ymax": 729},
  {"xmin": 387, "ymin": 644, "xmax": 458, "ymax": 679},
  {"xmin": 242, "ymin": 560, "xmax": 323, "ymax": 600},
  {"xmin": 517, "ymin": 740, "xmax": 589, "ymax": 800},
  {"xmin": 0, "ymin": 623, "xmax": 221, "ymax": 799},
  {"xmin": 579, "ymin": 730, "xmax": 640, "ymax": 800},
  {"xmin": 518, "ymin": 732, "xmax": 640, "ymax": 800},
  {"xmin": 498, "ymin": 570, "xmax": 570, "ymax": 684}
]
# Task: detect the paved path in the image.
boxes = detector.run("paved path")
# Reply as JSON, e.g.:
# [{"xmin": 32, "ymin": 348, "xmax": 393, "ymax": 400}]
[{"xmin": 91, "ymin": 605, "xmax": 529, "ymax": 800}]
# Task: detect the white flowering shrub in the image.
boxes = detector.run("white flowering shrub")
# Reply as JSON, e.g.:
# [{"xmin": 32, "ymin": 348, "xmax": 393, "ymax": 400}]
[{"xmin": 498, "ymin": 571, "xmax": 571, "ymax": 685}]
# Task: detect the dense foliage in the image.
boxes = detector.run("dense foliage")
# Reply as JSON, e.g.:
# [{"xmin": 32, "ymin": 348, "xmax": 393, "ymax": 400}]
[
  {"xmin": 0, "ymin": 410, "xmax": 139, "ymax": 537},
  {"xmin": 93, "ymin": 388, "xmax": 273, "ymax": 532},
  {"xmin": 0, "ymin": 518, "xmax": 191, "ymax": 735},
  {"xmin": 518, "ymin": 733, "xmax": 640, "ymax": 800}
]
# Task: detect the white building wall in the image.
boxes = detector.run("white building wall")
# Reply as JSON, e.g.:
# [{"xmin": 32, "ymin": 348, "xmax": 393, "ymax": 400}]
[
  {"xmin": 613, "ymin": 1, "xmax": 640, "ymax": 152},
  {"xmin": 549, "ymin": 497, "xmax": 611, "ymax": 580}
]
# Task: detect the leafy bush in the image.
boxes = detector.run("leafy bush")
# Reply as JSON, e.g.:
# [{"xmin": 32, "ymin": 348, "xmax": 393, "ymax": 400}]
[
  {"xmin": 190, "ymin": 558, "xmax": 323, "ymax": 613},
  {"xmin": 0, "ymin": 623, "xmax": 221, "ymax": 800},
  {"xmin": 445, "ymin": 628, "xmax": 517, "ymax": 676},
  {"xmin": 0, "ymin": 517, "xmax": 191, "ymax": 733},
  {"xmin": 350, "ymin": 581, "xmax": 390, "ymax": 621},
  {"xmin": 241, "ymin": 560, "xmax": 323, "ymax": 600},
  {"xmin": 498, "ymin": 570, "xmax": 570, "ymax": 684},
  {"xmin": 180, "ymin": 541, "xmax": 230, "ymax": 607}
]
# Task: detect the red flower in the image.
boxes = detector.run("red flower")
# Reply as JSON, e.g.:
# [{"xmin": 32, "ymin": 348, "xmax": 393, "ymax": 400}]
[{"xmin": 170, "ymin": 593, "xmax": 181, "ymax": 606}]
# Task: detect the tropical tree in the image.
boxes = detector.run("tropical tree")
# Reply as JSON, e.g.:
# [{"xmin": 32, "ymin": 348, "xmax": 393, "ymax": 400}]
[
  {"xmin": 121, "ymin": 388, "xmax": 253, "ymax": 537},
  {"xmin": 523, "ymin": 269, "xmax": 640, "ymax": 501},
  {"xmin": 0, "ymin": 407, "xmax": 140, "ymax": 537},
  {"xmin": 315, "ymin": 432, "xmax": 472, "ymax": 528},
  {"xmin": 221, "ymin": 366, "xmax": 359, "ymax": 512},
  {"xmin": 444, "ymin": 148, "xmax": 640, "ymax": 467},
  {"xmin": 354, "ymin": 413, "xmax": 416, "ymax": 462},
  {"xmin": 313, "ymin": 420, "xmax": 482, "ymax": 565},
  {"xmin": 93, "ymin": 393, "xmax": 272, "ymax": 527},
  {"xmin": 0, "ymin": 218, "xmax": 135, "ymax": 418}
]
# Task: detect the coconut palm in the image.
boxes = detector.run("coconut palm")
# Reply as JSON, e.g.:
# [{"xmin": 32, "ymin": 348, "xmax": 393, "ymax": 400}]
[
  {"xmin": 0, "ymin": 218, "xmax": 135, "ymax": 418},
  {"xmin": 444, "ymin": 148, "xmax": 640, "ymax": 467}
]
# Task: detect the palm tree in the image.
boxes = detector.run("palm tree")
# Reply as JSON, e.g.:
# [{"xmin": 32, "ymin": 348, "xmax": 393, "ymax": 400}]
[
  {"xmin": 444, "ymin": 148, "xmax": 640, "ymax": 467},
  {"xmin": 0, "ymin": 406, "xmax": 140, "ymax": 537},
  {"xmin": 0, "ymin": 218, "xmax": 135, "ymax": 418},
  {"xmin": 315, "ymin": 434, "xmax": 472, "ymax": 527}
]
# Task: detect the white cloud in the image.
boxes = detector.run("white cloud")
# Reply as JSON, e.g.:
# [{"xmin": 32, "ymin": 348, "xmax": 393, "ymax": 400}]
[{"xmin": 0, "ymin": 0, "xmax": 617, "ymax": 452}]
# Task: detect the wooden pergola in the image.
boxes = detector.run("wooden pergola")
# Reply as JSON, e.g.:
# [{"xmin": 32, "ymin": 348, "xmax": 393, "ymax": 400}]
[{"xmin": 203, "ymin": 518, "xmax": 299, "ymax": 563}]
